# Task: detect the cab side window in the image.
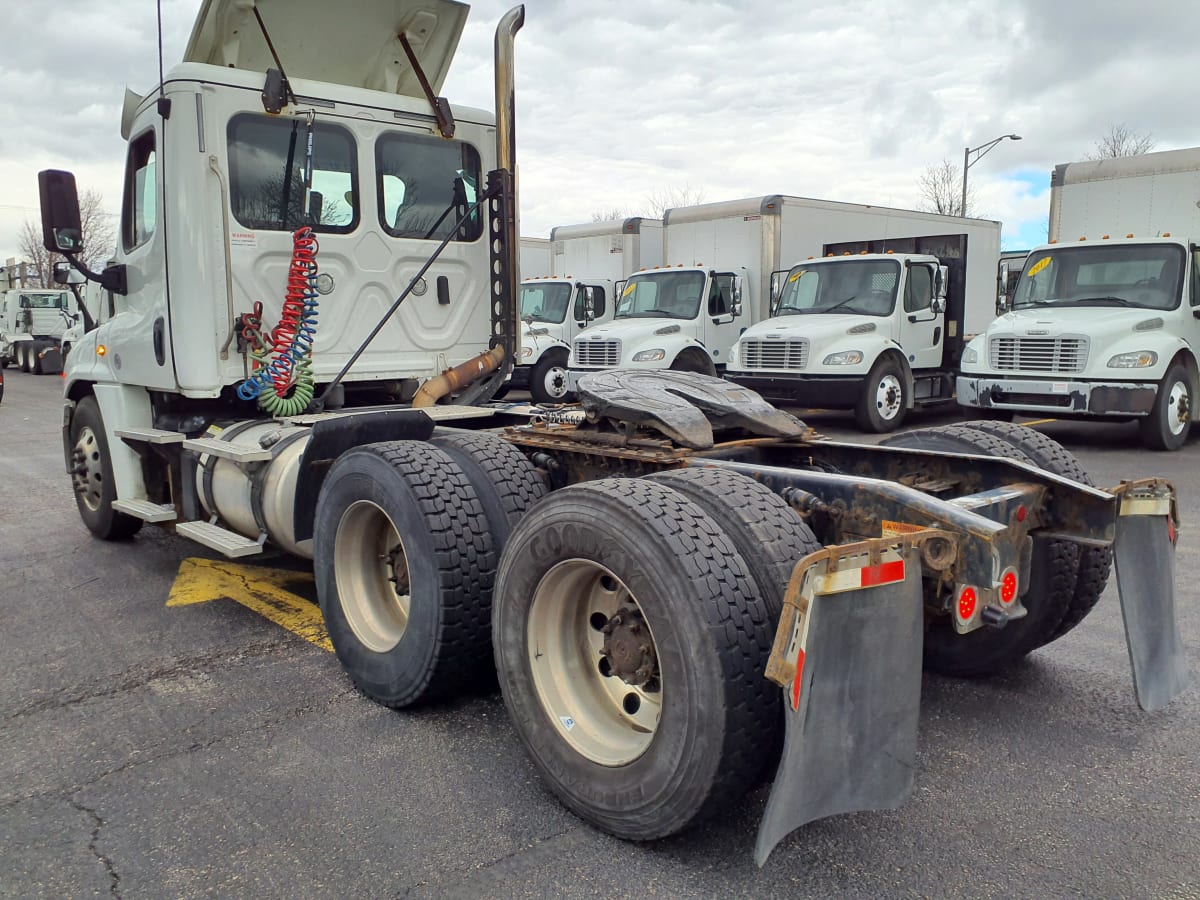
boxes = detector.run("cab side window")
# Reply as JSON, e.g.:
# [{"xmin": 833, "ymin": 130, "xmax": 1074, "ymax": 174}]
[
  {"xmin": 1191, "ymin": 249, "xmax": 1200, "ymax": 307},
  {"xmin": 574, "ymin": 286, "xmax": 606, "ymax": 321},
  {"xmin": 122, "ymin": 131, "xmax": 157, "ymax": 252},
  {"xmin": 709, "ymin": 273, "xmax": 735, "ymax": 316},
  {"xmin": 904, "ymin": 265, "xmax": 933, "ymax": 313}
]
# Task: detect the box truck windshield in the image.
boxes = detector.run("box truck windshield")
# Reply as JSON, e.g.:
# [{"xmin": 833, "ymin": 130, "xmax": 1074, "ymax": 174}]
[
  {"xmin": 616, "ymin": 270, "xmax": 705, "ymax": 320},
  {"xmin": 520, "ymin": 282, "xmax": 573, "ymax": 323},
  {"xmin": 775, "ymin": 259, "xmax": 901, "ymax": 318},
  {"xmin": 1013, "ymin": 244, "xmax": 1189, "ymax": 312}
]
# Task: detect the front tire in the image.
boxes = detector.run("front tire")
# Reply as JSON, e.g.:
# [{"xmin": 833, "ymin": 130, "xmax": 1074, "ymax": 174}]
[
  {"xmin": 669, "ymin": 349, "xmax": 717, "ymax": 377},
  {"xmin": 529, "ymin": 350, "xmax": 573, "ymax": 404},
  {"xmin": 493, "ymin": 478, "xmax": 778, "ymax": 840},
  {"xmin": 855, "ymin": 356, "xmax": 908, "ymax": 433},
  {"xmin": 68, "ymin": 396, "xmax": 143, "ymax": 540},
  {"xmin": 1139, "ymin": 362, "xmax": 1191, "ymax": 450},
  {"xmin": 313, "ymin": 441, "xmax": 497, "ymax": 708}
]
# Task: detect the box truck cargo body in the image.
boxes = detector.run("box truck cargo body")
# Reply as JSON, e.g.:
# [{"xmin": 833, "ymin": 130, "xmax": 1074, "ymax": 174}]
[
  {"xmin": 520, "ymin": 236, "xmax": 551, "ymax": 277},
  {"xmin": 568, "ymin": 195, "xmax": 1000, "ymax": 390},
  {"xmin": 959, "ymin": 147, "xmax": 1200, "ymax": 449}
]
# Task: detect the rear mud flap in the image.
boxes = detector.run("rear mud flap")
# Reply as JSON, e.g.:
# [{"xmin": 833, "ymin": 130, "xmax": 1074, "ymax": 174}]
[
  {"xmin": 755, "ymin": 531, "xmax": 954, "ymax": 867},
  {"xmin": 1113, "ymin": 479, "xmax": 1189, "ymax": 712}
]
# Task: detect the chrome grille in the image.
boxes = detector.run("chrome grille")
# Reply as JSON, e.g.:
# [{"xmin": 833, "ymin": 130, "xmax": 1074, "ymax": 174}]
[
  {"xmin": 740, "ymin": 339, "xmax": 809, "ymax": 370},
  {"xmin": 988, "ymin": 337, "xmax": 1087, "ymax": 374},
  {"xmin": 574, "ymin": 339, "xmax": 621, "ymax": 368}
]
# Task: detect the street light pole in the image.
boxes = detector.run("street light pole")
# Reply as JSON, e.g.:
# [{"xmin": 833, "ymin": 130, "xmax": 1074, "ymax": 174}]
[{"xmin": 961, "ymin": 133, "xmax": 1022, "ymax": 217}]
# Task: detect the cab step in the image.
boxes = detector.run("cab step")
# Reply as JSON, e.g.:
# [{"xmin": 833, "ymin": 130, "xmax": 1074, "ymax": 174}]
[
  {"xmin": 115, "ymin": 427, "xmax": 186, "ymax": 444},
  {"xmin": 175, "ymin": 521, "xmax": 264, "ymax": 558},
  {"xmin": 181, "ymin": 437, "xmax": 273, "ymax": 463},
  {"xmin": 112, "ymin": 499, "xmax": 177, "ymax": 523}
]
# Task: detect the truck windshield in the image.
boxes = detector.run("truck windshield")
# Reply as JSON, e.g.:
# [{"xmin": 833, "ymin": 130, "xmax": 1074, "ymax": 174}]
[
  {"xmin": 18, "ymin": 293, "xmax": 68, "ymax": 309},
  {"xmin": 520, "ymin": 283, "xmax": 573, "ymax": 324},
  {"xmin": 774, "ymin": 260, "xmax": 900, "ymax": 317},
  {"xmin": 1013, "ymin": 244, "xmax": 1186, "ymax": 311},
  {"xmin": 615, "ymin": 271, "xmax": 705, "ymax": 320}
]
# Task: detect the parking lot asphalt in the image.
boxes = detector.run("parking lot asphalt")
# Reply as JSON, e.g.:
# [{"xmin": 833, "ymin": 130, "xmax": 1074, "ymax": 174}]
[{"xmin": 1, "ymin": 370, "xmax": 1197, "ymax": 898}]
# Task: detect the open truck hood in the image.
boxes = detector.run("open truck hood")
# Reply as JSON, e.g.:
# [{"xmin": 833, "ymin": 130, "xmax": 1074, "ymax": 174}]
[{"xmin": 184, "ymin": 0, "xmax": 469, "ymax": 97}]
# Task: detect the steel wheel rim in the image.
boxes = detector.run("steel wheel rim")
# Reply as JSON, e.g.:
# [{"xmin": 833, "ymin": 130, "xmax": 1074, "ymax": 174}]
[
  {"xmin": 72, "ymin": 426, "xmax": 106, "ymax": 512},
  {"xmin": 543, "ymin": 365, "xmax": 569, "ymax": 399},
  {"xmin": 1167, "ymin": 380, "xmax": 1189, "ymax": 436},
  {"xmin": 875, "ymin": 373, "xmax": 903, "ymax": 420},
  {"xmin": 334, "ymin": 500, "xmax": 411, "ymax": 653},
  {"xmin": 527, "ymin": 559, "xmax": 662, "ymax": 766}
]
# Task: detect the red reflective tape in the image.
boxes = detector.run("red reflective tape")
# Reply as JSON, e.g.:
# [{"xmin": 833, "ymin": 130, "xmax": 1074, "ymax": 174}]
[
  {"xmin": 859, "ymin": 559, "xmax": 905, "ymax": 587},
  {"xmin": 790, "ymin": 649, "xmax": 806, "ymax": 711}
]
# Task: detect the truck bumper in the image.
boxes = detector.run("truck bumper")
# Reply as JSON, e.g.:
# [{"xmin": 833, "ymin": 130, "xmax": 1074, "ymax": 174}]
[
  {"xmin": 956, "ymin": 375, "xmax": 1158, "ymax": 417},
  {"xmin": 725, "ymin": 372, "xmax": 861, "ymax": 408}
]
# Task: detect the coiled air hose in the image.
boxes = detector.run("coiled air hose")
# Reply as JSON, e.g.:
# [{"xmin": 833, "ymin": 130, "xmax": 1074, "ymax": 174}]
[{"xmin": 237, "ymin": 227, "xmax": 320, "ymax": 416}]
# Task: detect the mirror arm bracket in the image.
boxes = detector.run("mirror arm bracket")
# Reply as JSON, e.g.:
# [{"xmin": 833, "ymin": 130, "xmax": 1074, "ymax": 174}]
[{"xmin": 65, "ymin": 252, "xmax": 128, "ymax": 296}]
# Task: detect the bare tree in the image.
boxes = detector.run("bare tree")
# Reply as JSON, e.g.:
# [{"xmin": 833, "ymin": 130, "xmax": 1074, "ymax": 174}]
[
  {"xmin": 916, "ymin": 159, "xmax": 978, "ymax": 218},
  {"xmin": 17, "ymin": 189, "xmax": 117, "ymax": 288},
  {"xmin": 641, "ymin": 184, "xmax": 706, "ymax": 218},
  {"xmin": 590, "ymin": 206, "xmax": 632, "ymax": 223},
  {"xmin": 1088, "ymin": 123, "xmax": 1156, "ymax": 159}
]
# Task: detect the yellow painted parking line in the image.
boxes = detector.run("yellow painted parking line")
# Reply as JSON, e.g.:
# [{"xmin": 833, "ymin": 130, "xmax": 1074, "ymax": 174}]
[
  {"xmin": 1021, "ymin": 418, "xmax": 1058, "ymax": 427},
  {"xmin": 168, "ymin": 557, "xmax": 331, "ymax": 652}
]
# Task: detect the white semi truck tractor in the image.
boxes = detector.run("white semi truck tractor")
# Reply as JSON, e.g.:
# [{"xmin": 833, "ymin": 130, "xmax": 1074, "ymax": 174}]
[
  {"xmin": 959, "ymin": 146, "xmax": 1200, "ymax": 450},
  {"xmin": 41, "ymin": 0, "xmax": 1187, "ymax": 866},
  {"xmin": 726, "ymin": 227, "xmax": 1001, "ymax": 433},
  {"xmin": 0, "ymin": 287, "xmax": 79, "ymax": 375}
]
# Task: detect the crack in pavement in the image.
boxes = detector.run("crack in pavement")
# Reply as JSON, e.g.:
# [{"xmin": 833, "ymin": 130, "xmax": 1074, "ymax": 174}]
[
  {"xmin": 67, "ymin": 796, "xmax": 121, "ymax": 898},
  {"xmin": 399, "ymin": 825, "xmax": 583, "ymax": 897},
  {"xmin": 2, "ymin": 639, "xmax": 299, "ymax": 721}
]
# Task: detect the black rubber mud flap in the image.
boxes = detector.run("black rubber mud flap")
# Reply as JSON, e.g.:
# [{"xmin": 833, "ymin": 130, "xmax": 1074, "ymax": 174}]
[
  {"xmin": 755, "ymin": 536, "xmax": 940, "ymax": 867},
  {"xmin": 577, "ymin": 370, "xmax": 806, "ymax": 449},
  {"xmin": 1113, "ymin": 479, "xmax": 1189, "ymax": 712}
]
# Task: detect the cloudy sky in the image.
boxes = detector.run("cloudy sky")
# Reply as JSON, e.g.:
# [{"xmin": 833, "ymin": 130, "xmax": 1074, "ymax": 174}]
[{"xmin": 1, "ymin": 0, "xmax": 1198, "ymax": 265}]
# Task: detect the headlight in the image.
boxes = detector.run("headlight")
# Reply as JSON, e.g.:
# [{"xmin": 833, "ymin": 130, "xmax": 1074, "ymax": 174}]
[
  {"xmin": 632, "ymin": 348, "xmax": 666, "ymax": 362},
  {"xmin": 520, "ymin": 345, "xmax": 534, "ymax": 359},
  {"xmin": 1108, "ymin": 351, "xmax": 1158, "ymax": 368},
  {"xmin": 822, "ymin": 350, "xmax": 863, "ymax": 366},
  {"xmin": 962, "ymin": 346, "xmax": 978, "ymax": 364}
]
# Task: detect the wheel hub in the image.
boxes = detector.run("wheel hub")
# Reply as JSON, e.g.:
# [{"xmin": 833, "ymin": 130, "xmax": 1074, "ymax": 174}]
[
  {"xmin": 600, "ymin": 605, "xmax": 659, "ymax": 689},
  {"xmin": 545, "ymin": 366, "xmax": 568, "ymax": 398},
  {"xmin": 71, "ymin": 427, "xmax": 104, "ymax": 511}
]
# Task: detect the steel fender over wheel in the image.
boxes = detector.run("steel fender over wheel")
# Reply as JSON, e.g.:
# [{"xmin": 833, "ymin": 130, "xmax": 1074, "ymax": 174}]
[
  {"xmin": 529, "ymin": 350, "xmax": 573, "ymax": 404},
  {"xmin": 957, "ymin": 419, "xmax": 1112, "ymax": 644},
  {"xmin": 882, "ymin": 425, "xmax": 1079, "ymax": 676},
  {"xmin": 429, "ymin": 430, "xmax": 548, "ymax": 548},
  {"xmin": 646, "ymin": 466, "xmax": 822, "ymax": 621},
  {"xmin": 1139, "ymin": 361, "xmax": 1191, "ymax": 451},
  {"xmin": 68, "ymin": 396, "xmax": 143, "ymax": 540},
  {"xmin": 313, "ymin": 440, "xmax": 497, "ymax": 708},
  {"xmin": 493, "ymin": 478, "xmax": 778, "ymax": 840},
  {"xmin": 855, "ymin": 355, "xmax": 908, "ymax": 433}
]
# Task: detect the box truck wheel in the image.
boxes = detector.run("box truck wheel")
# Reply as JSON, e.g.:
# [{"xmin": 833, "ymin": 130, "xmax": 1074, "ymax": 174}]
[
  {"xmin": 882, "ymin": 425, "xmax": 1079, "ymax": 675},
  {"xmin": 492, "ymin": 478, "xmax": 777, "ymax": 840},
  {"xmin": 530, "ymin": 350, "xmax": 573, "ymax": 404},
  {"xmin": 855, "ymin": 356, "xmax": 907, "ymax": 433},
  {"xmin": 669, "ymin": 349, "xmax": 717, "ymax": 377},
  {"xmin": 313, "ymin": 441, "xmax": 497, "ymax": 708},
  {"xmin": 1139, "ymin": 362, "xmax": 1192, "ymax": 451},
  {"xmin": 958, "ymin": 420, "xmax": 1111, "ymax": 645},
  {"xmin": 19, "ymin": 345, "xmax": 32, "ymax": 373},
  {"xmin": 68, "ymin": 396, "xmax": 143, "ymax": 540}
]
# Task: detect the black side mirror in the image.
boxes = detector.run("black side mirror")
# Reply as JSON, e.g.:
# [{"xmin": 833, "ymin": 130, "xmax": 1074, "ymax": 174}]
[{"xmin": 38, "ymin": 170, "xmax": 84, "ymax": 255}]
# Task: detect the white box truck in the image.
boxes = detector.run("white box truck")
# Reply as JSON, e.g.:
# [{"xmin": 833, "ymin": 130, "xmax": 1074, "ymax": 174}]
[
  {"xmin": 507, "ymin": 218, "xmax": 662, "ymax": 402},
  {"xmin": 958, "ymin": 146, "xmax": 1200, "ymax": 449},
  {"xmin": 519, "ymin": 236, "xmax": 551, "ymax": 276},
  {"xmin": 568, "ymin": 195, "xmax": 1000, "ymax": 388},
  {"xmin": 726, "ymin": 226, "xmax": 1001, "ymax": 433}
]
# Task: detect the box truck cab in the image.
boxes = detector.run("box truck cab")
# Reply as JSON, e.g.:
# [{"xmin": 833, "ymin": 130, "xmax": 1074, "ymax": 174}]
[
  {"xmin": 958, "ymin": 146, "xmax": 1200, "ymax": 449},
  {"xmin": 959, "ymin": 236, "xmax": 1200, "ymax": 448},
  {"xmin": 727, "ymin": 230, "xmax": 999, "ymax": 432},
  {"xmin": 568, "ymin": 264, "xmax": 747, "ymax": 385},
  {"xmin": 513, "ymin": 275, "xmax": 613, "ymax": 402}
]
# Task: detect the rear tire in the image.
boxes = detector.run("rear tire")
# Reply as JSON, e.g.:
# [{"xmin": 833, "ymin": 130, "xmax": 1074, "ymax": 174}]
[
  {"xmin": 493, "ymin": 478, "xmax": 778, "ymax": 840},
  {"xmin": 68, "ymin": 396, "xmax": 143, "ymax": 540},
  {"xmin": 882, "ymin": 424, "xmax": 1078, "ymax": 676},
  {"xmin": 646, "ymin": 466, "xmax": 821, "ymax": 620},
  {"xmin": 313, "ymin": 441, "xmax": 497, "ymax": 708},
  {"xmin": 19, "ymin": 345, "xmax": 32, "ymax": 373},
  {"xmin": 957, "ymin": 420, "xmax": 1112, "ymax": 644},
  {"xmin": 1139, "ymin": 362, "xmax": 1191, "ymax": 451},
  {"xmin": 855, "ymin": 356, "xmax": 908, "ymax": 433}
]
